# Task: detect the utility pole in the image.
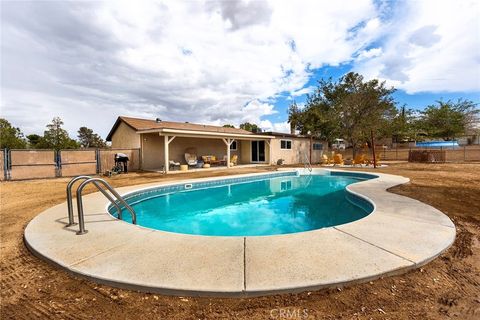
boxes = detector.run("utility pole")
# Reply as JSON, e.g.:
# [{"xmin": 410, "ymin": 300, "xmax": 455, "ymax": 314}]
[
  {"xmin": 310, "ymin": 135, "xmax": 313, "ymax": 164},
  {"xmin": 371, "ymin": 130, "xmax": 377, "ymax": 168}
]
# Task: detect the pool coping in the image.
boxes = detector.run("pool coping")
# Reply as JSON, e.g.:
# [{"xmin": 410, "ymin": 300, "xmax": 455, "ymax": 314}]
[{"xmin": 24, "ymin": 169, "xmax": 456, "ymax": 297}]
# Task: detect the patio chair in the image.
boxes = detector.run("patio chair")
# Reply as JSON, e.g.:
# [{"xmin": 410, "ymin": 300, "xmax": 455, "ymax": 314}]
[
  {"xmin": 169, "ymin": 160, "xmax": 180, "ymax": 171},
  {"xmin": 366, "ymin": 153, "xmax": 381, "ymax": 166},
  {"xmin": 321, "ymin": 154, "xmax": 333, "ymax": 165},
  {"xmin": 333, "ymin": 153, "xmax": 344, "ymax": 166},
  {"xmin": 184, "ymin": 153, "xmax": 198, "ymax": 167},
  {"xmin": 230, "ymin": 154, "xmax": 238, "ymax": 166},
  {"xmin": 352, "ymin": 154, "xmax": 366, "ymax": 166}
]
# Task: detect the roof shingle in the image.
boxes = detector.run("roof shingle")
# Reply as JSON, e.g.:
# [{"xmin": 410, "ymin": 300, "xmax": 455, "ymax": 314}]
[{"xmin": 107, "ymin": 116, "xmax": 253, "ymax": 140}]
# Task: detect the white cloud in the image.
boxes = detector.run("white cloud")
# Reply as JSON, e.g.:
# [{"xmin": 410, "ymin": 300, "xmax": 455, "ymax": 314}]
[
  {"xmin": 354, "ymin": 0, "xmax": 480, "ymax": 93},
  {"xmin": 0, "ymin": 0, "xmax": 382, "ymax": 136},
  {"xmin": 291, "ymin": 86, "xmax": 315, "ymax": 97},
  {"xmin": 259, "ymin": 120, "xmax": 291, "ymax": 133},
  {"xmin": 356, "ymin": 47, "xmax": 382, "ymax": 60},
  {"xmin": 1, "ymin": 0, "xmax": 478, "ymax": 138}
]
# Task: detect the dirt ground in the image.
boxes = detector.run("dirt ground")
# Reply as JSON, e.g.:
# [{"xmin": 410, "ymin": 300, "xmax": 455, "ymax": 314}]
[{"xmin": 1, "ymin": 163, "xmax": 479, "ymax": 319}]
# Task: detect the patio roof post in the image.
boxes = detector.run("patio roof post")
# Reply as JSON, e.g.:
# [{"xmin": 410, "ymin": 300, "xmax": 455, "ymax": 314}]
[
  {"xmin": 164, "ymin": 135, "xmax": 169, "ymax": 173},
  {"xmin": 266, "ymin": 139, "xmax": 272, "ymax": 165},
  {"xmin": 222, "ymin": 138, "xmax": 233, "ymax": 168},
  {"xmin": 163, "ymin": 135, "xmax": 176, "ymax": 173}
]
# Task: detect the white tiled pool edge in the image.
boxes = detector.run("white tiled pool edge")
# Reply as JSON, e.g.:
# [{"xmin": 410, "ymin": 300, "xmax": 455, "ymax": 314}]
[{"xmin": 24, "ymin": 169, "xmax": 456, "ymax": 297}]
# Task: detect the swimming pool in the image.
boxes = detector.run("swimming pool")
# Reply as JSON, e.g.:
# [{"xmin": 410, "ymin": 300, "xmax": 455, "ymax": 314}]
[
  {"xmin": 25, "ymin": 169, "xmax": 455, "ymax": 296},
  {"xmin": 109, "ymin": 171, "xmax": 376, "ymax": 236}
]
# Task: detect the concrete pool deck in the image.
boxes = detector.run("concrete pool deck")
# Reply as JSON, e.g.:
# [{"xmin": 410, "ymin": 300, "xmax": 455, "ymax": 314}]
[{"xmin": 24, "ymin": 169, "xmax": 456, "ymax": 297}]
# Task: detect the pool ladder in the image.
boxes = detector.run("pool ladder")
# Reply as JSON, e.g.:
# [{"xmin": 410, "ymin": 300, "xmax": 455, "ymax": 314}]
[
  {"xmin": 66, "ymin": 176, "xmax": 137, "ymax": 235},
  {"xmin": 304, "ymin": 153, "xmax": 313, "ymax": 173}
]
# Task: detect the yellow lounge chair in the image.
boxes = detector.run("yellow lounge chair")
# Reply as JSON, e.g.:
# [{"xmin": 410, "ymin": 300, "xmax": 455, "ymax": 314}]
[
  {"xmin": 352, "ymin": 154, "xmax": 366, "ymax": 166},
  {"xmin": 333, "ymin": 153, "xmax": 344, "ymax": 166},
  {"xmin": 321, "ymin": 154, "xmax": 331, "ymax": 165},
  {"xmin": 230, "ymin": 154, "xmax": 238, "ymax": 166},
  {"xmin": 366, "ymin": 153, "xmax": 381, "ymax": 166}
]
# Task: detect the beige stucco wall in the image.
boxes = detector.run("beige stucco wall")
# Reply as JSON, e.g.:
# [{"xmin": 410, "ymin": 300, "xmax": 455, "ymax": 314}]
[
  {"xmin": 240, "ymin": 140, "xmax": 251, "ymax": 164},
  {"xmin": 141, "ymin": 133, "xmax": 164, "ymax": 170},
  {"xmin": 110, "ymin": 122, "xmax": 141, "ymax": 149},
  {"xmin": 270, "ymin": 137, "xmax": 326, "ymax": 165}
]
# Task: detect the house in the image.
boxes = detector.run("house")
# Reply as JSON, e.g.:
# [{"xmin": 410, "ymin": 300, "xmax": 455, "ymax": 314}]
[{"xmin": 106, "ymin": 116, "xmax": 326, "ymax": 172}]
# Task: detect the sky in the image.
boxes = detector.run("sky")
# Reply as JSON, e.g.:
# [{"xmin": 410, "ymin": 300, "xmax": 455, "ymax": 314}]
[{"xmin": 1, "ymin": 0, "xmax": 479, "ymax": 139}]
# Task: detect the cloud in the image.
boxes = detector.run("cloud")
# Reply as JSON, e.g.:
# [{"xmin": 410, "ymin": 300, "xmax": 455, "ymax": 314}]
[
  {"xmin": 259, "ymin": 120, "xmax": 290, "ymax": 133},
  {"xmin": 356, "ymin": 47, "xmax": 382, "ymax": 60},
  {"xmin": 291, "ymin": 86, "xmax": 315, "ymax": 97},
  {"xmin": 207, "ymin": 0, "xmax": 273, "ymax": 30},
  {"xmin": 354, "ymin": 0, "xmax": 480, "ymax": 93},
  {"xmin": 409, "ymin": 25, "xmax": 441, "ymax": 47},
  {"xmin": 1, "ymin": 0, "xmax": 478, "ymax": 138}
]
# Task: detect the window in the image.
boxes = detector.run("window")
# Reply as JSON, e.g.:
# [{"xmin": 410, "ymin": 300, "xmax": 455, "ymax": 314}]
[
  {"xmin": 281, "ymin": 180, "xmax": 292, "ymax": 191},
  {"xmin": 313, "ymin": 143, "xmax": 323, "ymax": 150},
  {"xmin": 230, "ymin": 140, "xmax": 237, "ymax": 150},
  {"xmin": 280, "ymin": 140, "xmax": 292, "ymax": 150}
]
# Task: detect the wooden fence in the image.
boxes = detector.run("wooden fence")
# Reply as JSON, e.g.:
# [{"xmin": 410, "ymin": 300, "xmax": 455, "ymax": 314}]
[
  {"xmin": 1, "ymin": 148, "xmax": 140, "ymax": 181},
  {"xmin": 59, "ymin": 150, "xmax": 97, "ymax": 177},
  {"xmin": 9, "ymin": 150, "xmax": 57, "ymax": 180}
]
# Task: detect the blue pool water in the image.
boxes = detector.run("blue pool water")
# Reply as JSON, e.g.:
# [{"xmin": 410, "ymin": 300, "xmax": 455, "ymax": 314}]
[{"xmin": 110, "ymin": 173, "xmax": 375, "ymax": 236}]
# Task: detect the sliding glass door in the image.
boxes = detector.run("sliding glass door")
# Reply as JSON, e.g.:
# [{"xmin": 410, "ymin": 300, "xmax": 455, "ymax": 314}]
[{"xmin": 251, "ymin": 140, "xmax": 265, "ymax": 162}]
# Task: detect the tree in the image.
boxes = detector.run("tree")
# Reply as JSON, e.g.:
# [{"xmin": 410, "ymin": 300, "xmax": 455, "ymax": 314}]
[
  {"xmin": 240, "ymin": 122, "xmax": 261, "ymax": 133},
  {"xmin": 222, "ymin": 124, "xmax": 235, "ymax": 128},
  {"xmin": 0, "ymin": 118, "xmax": 27, "ymax": 149},
  {"xmin": 389, "ymin": 106, "xmax": 419, "ymax": 143},
  {"xmin": 418, "ymin": 99, "xmax": 479, "ymax": 140},
  {"xmin": 41, "ymin": 117, "xmax": 79, "ymax": 150},
  {"xmin": 287, "ymin": 101, "xmax": 301, "ymax": 134},
  {"xmin": 77, "ymin": 126, "xmax": 106, "ymax": 148},
  {"xmin": 293, "ymin": 72, "xmax": 397, "ymax": 154},
  {"xmin": 26, "ymin": 134, "xmax": 43, "ymax": 148}
]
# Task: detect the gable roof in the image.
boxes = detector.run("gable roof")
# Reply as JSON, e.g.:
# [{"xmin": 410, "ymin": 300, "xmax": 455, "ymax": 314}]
[{"xmin": 106, "ymin": 116, "xmax": 254, "ymax": 141}]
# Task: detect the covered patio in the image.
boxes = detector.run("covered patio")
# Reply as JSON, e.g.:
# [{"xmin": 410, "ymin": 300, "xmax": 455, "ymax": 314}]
[{"xmin": 140, "ymin": 128, "xmax": 275, "ymax": 173}]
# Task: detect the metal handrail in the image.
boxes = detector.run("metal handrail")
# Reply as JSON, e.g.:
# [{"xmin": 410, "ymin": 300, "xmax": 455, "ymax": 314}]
[
  {"xmin": 75, "ymin": 178, "xmax": 137, "ymax": 235},
  {"xmin": 304, "ymin": 153, "xmax": 312, "ymax": 172},
  {"xmin": 66, "ymin": 176, "xmax": 122, "ymax": 226}
]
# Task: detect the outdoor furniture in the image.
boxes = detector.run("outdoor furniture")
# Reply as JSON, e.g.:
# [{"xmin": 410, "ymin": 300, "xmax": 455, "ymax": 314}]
[
  {"xmin": 333, "ymin": 153, "xmax": 344, "ymax": 166},
  {"xmin": 180, "ymin": 164, "xmax": 188, "ymax": 171},
  {"xmin": 222, "ymin": 155, "xmax": 237, "ymax": 166},
  {"xmin": 196, "ymin": 160, "xmax": 204, "ymax": 168},
  {"xmin": 184, "ymin": 153, "xmax": 198, "ymax": 166},
  {"xmin": 169, "ymin": 160, "xmax": 180, "ymax": 171},
  {"xmin": 202, "ymin": 155, "xmax": 226, "ymax": 166},
  {"xmin": 203, "ymin": 163, "xmax": 211, "ymax": 168},
  {"xmin": 352, "ymin": 154, "xmax": 366, "ymax": 166},
  {"xmin": 230, "ymin": 154, "xmax": 238, "ymax": 166},
  {"xmin": 321, "ymin": 154, "xmax": 333, "ymax": 165},
  {"xmin": 366, "ymin": 153, "xmax": 382, "ymax": 166}
]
